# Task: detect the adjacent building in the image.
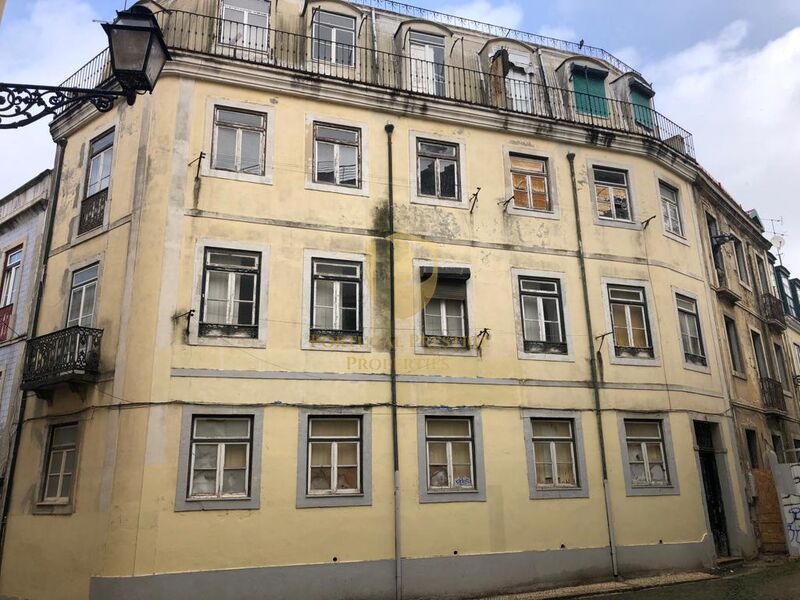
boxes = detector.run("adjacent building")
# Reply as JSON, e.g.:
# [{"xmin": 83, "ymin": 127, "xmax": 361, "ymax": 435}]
[
  {"xmin": 0, "ymin": 1, "xmax": 765, "ymax": 599},
  {"xmin": 0, "ymin": 170, "xmax": 50, "ymax": 486}
]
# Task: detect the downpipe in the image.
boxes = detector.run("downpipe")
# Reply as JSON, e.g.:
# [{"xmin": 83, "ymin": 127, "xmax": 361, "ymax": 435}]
[{"xmin": 566, "ymin": 152, "xmax": 619, "ymax": 577}]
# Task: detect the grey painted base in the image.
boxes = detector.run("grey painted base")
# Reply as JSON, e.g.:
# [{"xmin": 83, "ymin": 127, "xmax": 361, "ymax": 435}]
[{"xmin": 89, "ymin": 541, "xmax": 714, "ymax": 600}]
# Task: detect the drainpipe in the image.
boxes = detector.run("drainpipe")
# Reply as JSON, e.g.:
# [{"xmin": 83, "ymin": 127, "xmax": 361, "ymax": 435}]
[
  {"xmin": 566, "ymin": 152, "xmax": 618, "ymax": 577},
  {"xmin": 0, "ymin": 138, "xmax": 67, "ymax": 569},
  {"xmin": 385, "ymin": 123, "xmax": 402, "ymax": 600}
]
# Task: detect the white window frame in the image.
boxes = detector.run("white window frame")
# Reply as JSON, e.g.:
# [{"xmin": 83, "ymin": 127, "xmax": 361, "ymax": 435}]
[
  {"xmin": 625, "ymin": 420, "xmax": 669, "ymax": 486},
  {"xmin": 311, "ymin": 9, "xmax": 356, "ymax": 67},
  {"xmin": 211, "ymin": 106, "xmax": 267, "ymax": 175},
  {"xmin": 509, "ymin": 154, "xmax": 552, "ymax": 213},
  {"xmin": 66, "ymin": 263, "xmax": 99, "ymax": 328},
  {"xmin": 416, "ymin": 138, "xmax": 460, "ymax": 201},
  {"xmin": 511, "ymin": 268, "xmax": 573, "ymax": 362},
  {"xmin": 408, "ymin": 30, "xmax": 446, "ymax": 96},
  {"xmin": 601, "ymin": 277, "xmax": 660, "ymax": 366},
  {"xmin": 304, "ymin": 113, "xmax": 370, "ymax": 197},
  {"xmin": 423, "ymin": 297, "xmax": 465, "ymax": 338},
  {"xmin": 199, "ymin": 248, "xmax": 261, "ymax": 338},
  {"xmin": 674, "ymin": 290, "xmax": 708, "ymax": 371},
  {"xmin": 617, "ymin": 413, "xmax": 680, "ymax": 497},
  {"xmin": 312, "ymin": 122, "xmax": 361, "ymax": 188},
  {"xmin": 522, "ymin": 410, "xmax": 588, "ymax": 499},
  {"xmin": 608, "ymin": 285, "xmax": 652, "ymax": 357},
  {"xmin": 531, "ymin": 419, "xmax": 577, "ymax": 489},
  {"xmin": 0, "ymin": 246, "xmax": 22, "ymax": 308},
  {"xmin": 85, "ymin": 129, "xmax": 114, "ymax": 198},
  {"xmin": 188, "ymin": 417, "xmax": 252, "ymax": 500},
  {"xmin": 503, "ymin": 146, "xmax": 560, "ymax": 220},
  {"xmin": 724, "ymin": 315, "xmax": 746, "ymax": 377},
  {"xmin": 732, "ymin": 235, "xmax": 751, "ymax": 287},
  {"xmin": 201, "ymin": 98, "xmax": 276, "ymax": 185},
  {"xmin": 218, "ymin": 0, "xmax": 271, "ymax": 50},
  {"xmin": 189, "ymin": 240, "xmax": 270, "ymax": 348},
  {"xmin": 425, "ymin": 418, "xmax": 475, "ymax": 491},
  {"xmin": 302, "ymin": 249, "xmax": 370, "ymax": 352},
  {"xmin": 588, "ymin": 160, "xmax": 640, "ymax": 230},
  {"xmin": 659, "ymin": 181, "xmax": 684, "ymax": 238},
  {"xmin": 306, "ymin": 417, "xmax": 362, "ymax": 496},
  {"xmin": 593, "ymin": 166, "xmax": 632, "ymax": 222},
  {"xmin": 40, "ymin": 423, "xmax": 79, "ymax": 504},
  {"xmin": 408, "ymin": 132, "xmax": 469, "ymax": 209},
  {"xmin": 774, "ymin": 343, "xmax": 791, "ymax": 392}
]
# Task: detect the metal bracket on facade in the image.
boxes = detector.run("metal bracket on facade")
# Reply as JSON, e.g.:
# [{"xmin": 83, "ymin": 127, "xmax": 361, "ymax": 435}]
[
  {"xmin": 476, "ymin": 328, "xmax": 490, "ymax": 353},
  {"xmin": 174, "ymin": 309, "xmax": 196, "ymax": 338},
  {"xmin": 188, "ymin": 152, "xmax": 206, "ymax": 180},
  {"xmin": 595, "ymin": 331, "xmax": 613, "ymax": 352},
  {"xmin": 469, "ymin": 187, "xmax": 482, "ymax": 214},
  {"xmin": 498, "ymin": 195, "xmax": 513, "ymax": 210},
  {"xmin": 640, "ymin": 215, "xmax": 656, "ymax": 229}
]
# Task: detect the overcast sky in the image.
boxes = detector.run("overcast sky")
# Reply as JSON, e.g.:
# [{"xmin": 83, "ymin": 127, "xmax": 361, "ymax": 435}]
[{"xmin": 1, "ymin": 0, "xmax": 799, "ymax": 270}]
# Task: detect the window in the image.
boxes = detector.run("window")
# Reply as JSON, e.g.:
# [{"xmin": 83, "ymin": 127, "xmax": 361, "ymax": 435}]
[
  {"xmin": 0, "ymin": 246, "xmax": 21, "ymax": 307},
  {"xmin": 41, "ymin": 423, "xmax": 78, "ymax": 503},
  {"xmin": 794, "ymin": 343, "xmax": 800, "ymax": 379},
  {"xmin": 660, "ymin": 183, "xmax": 683, "ymax": 237},
  {"xmin": 772, "ymin": 433, "xmax": 786, "ymax": 464},
  {"xmin": 312, "ymin": 10, "xmax": 355, "ymax": 66},
  {"xmin": 66, "ymin": 264, "xmax": 99, "ymax": 328},
  {"xmin": 745, "ymin": 429, "xmax": 760, "ymax": 469},
  {"xmin": 572, "ymin": 66, "xmax": 608, "ymax": 117},
  {"xmin": 409, "ymin": 31, "xmax": 445, "ymax": 96},
  {"xmin": 200, "ymin": 248, "xmax": 260, "ymax": 338},
  {"xmin": 593, "ymin": 167, "xmax": 631, "ymax": 222},
  {"xmin": 755, "ymin": 256, "xmax": 770, "ymax": 295},
  {"xmin": 676, "ymin": 294, "xmax": 706, "ymax": 367},
  {"xmin": 774, "ymin": 344, "xmax": 791, "ymax": 391},
  {"xmin": 506, "ymin": 67, "xmax": 532, "ymax": 113},
  {"xmin": 219, "ymin": 0, "xmax": 269, "ymax": 50},
  {"xmin": 777, "ymin": 269, "xmax": 798, "ymax": 318},
  {"xmin": 307, "ymin": 417, "xmax": 361, "ymax": 496},
  {"xmin": 751, "ymin": 331, "xmax": 769, "ymax": 379},
  {"xmin": 624, "ymin": 420, "xmax": 670, "ymax": 487},
  {"xmin": 313, "ymin": 123, "xmax": 360, "ymax": 188},
  {"xmin": 212, "ymin": 107, "xmax": 267, "ymax": 175},
  {"xmin": 732, "ymin": 236, "xmax": 750, "ymax": 285},
  {"xmin": 531, "ymin": 419, "xmax": 577, "ymax": 489},
  {"xmin": 510, "ymin": 154, "xmax": 550, "ymax": 212},
  {"xmin": 79, "ymin": 130, "xmax": 113, "ymax": 235},
  {"xmin": 425, "ymin": 417, "xmax": 475, "ymax": 492},
  {"xmin": 417, "ymin": 139, "xmax": 459, "ymax": 200},
  {"xmin": 724, "ymin": 316, "xmax": 744, "ymax": 374},
  {"xmin": 519, "ymin": 277, "xmax": 566, "ymax": 354},
  {"xmin": 630, "ymin": 85, "xmax": 653, "ymax": 129},
  {"xmin": 706, "ymin": 213, "xmax": 725, "ymax": 278},
  {"xmin": 311, "ymin": 258, "xmax": 362, "ymax": 343},
  {"xmin": 608, "ymin": 285, "xmax": 653, "ymax": 358},
  {"xmin": 188, "ymin": 416, "xmax": 252, "ymax": 499},
  {"xmin": 421, "ymin": 268, "xmax": 469, "ymax": 348},
  {"xmin": 86, "ymin": 130, "xmax": 114, "ymax": 197}
]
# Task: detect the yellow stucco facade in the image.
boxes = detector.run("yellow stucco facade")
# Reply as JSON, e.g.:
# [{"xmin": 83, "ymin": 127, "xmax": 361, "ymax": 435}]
[{"xmin": 0, "ymin": 1, "xmax": 763, "ymax": 598}]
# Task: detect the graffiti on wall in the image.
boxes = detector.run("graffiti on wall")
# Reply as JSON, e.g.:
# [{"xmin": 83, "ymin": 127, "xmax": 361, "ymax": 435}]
[{"xmin": 772, "ymin": 459, "xmax": 800, "ymax": 556}]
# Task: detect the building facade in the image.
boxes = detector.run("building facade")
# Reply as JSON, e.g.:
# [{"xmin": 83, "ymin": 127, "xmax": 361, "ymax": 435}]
[
  {"xmin": 0, "ymin": 171, "xmax": 50, "ymax": 485},
  {"xmin": 0, "ymin": 1, "xmax": 759, "ymax": 599}
]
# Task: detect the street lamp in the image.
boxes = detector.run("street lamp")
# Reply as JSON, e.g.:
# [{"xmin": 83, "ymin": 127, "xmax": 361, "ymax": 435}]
[{"xmin": 0, "ymin": 6, "xmax": 170, "ymax": 129}]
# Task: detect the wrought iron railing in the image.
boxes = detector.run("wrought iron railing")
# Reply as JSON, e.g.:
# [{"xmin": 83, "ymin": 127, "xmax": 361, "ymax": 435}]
[
  {"xmin": 353, "ymin": 0, "xmax": 640, "ymax": 75},
  {"xmin": 760, "ymin": 293, "xmax": 787, "ymax": 328},
  {"xmin": 0, "ymin": 304, "xmax": 13, "ymax": 342},
  {"xmin": 22, "ymin": 326, "xmax": 103, "ymax": 389},
  {"xmin": 54, "ymin": 11, "xmax": 694, "ymax": 159},
  {"xmin": 78, "ymin": 188, "xmax": 107, "ymax": 235},
  {"xmin": 55, "ymin": 48, "xmax": 114, "ymax": 116},
  {"xmin": 760, "ymin": 376, "xmax": 786, "ymax": 413}
]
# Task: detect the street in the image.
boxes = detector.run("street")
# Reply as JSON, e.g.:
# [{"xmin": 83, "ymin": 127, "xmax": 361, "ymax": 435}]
[{"xmin": 599, "ymin": 560, "xmax": 800, "ymax": 599}]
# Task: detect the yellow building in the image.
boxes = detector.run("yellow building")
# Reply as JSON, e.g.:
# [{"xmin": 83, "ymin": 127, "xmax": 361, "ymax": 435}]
[{"xmin": 0, "ymin": 1, "xmax": 758, "ymax": 598}]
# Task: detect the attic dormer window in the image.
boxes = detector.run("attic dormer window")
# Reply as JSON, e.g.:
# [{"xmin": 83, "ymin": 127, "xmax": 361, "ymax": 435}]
[
  {"xmin": 220, "ymin": 0, "xmax": 270, "ymax": 51},
  {"xmin": 312, "ymin": 10, "xmax": 356, "ymax": 66},
  {"xmin": 409, "ymin": 31, "xmax": 446, "ymax": 96},
  {"xmin": 505, "ymin": 50, "xmax": 533, "ymax": 113},
  {"xmin": 572, "ymin": 66, "xmax": 608, "ymax": 117}
]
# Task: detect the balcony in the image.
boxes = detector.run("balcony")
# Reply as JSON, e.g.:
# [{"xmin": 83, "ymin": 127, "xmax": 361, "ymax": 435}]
[
  {"xmin": 57, "ymin": 10, "xmax": 695, "ymax": 161},
  {"xmin": 21, "ymin": 326, "xmax": 103, "ymax": 392},
  {"xmin": 715, "ymin": 268, "xmax": 741, "ymax": 305},
  {"xmin": 760, "ymin": 292, "xmax": 787, "ymax": 331},
  {"xmin": 760, "ymin": 377, "xmax": 786, "ymax": 414},
  {"xmin": 0, "ymin": 304, "xmax": 13, "ymax": 342},
  {"xmin": 77, "ymin": 189, "xmax": 107, "ymax": 235}
]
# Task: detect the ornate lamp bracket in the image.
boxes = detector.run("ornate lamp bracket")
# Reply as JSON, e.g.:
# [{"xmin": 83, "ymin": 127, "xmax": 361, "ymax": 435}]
[{"xmin": 0, "ymin": 83, "xmax": 131, "ymax": 129}]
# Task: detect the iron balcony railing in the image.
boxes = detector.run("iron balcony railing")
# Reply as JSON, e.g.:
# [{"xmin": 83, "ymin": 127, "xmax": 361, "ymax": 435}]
[
  {"xmin": 57, "ymin": 10, "xmax": 695, "ymax": 159},
  {"xmin": 21, "ymin": 326, "xmax": 103, "ymax": 390},
  {"xmin": 54, "ymin": 48, "xmax": 114, "ymax": 116},
  {"xmin": 353, "ymin": 0, "xmax": 640, "ymax": 75},
  {"xmin": 760, "ymin": 292, "xmax": 787, "ymax": 329},
  {"xmin": 760, "ymin": 376, "xmax": 786, "ymax": 413},
  {"xmin": 77, "ymin": 188, "xmax": 107, "ymax": 235}
]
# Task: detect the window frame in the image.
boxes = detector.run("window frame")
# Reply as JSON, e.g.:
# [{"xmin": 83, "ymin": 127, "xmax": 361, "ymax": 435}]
[
  {"xmin": 602, "ymin": 278, "xmax": 659, "ymax": 366},
  {"xmin": 417, "ymin": 409, "xmax": 486, "ymax": 503},
  {"xmin": 508, "ymin": 153, "xmax": 552, "ymax": 214},
  {"xmin": 617, "ymin": 413, "xmax": 680, "ymax": 496},
  {"xmin": 211, "ymin": 106, "xmax": 268, "ymax": 176},
  {"xmin": 773, "ymin": 343, "xmax": 791, "ymax": 392},
  {"xmin": 588, "ymin": 161, "xmax": 639, "ymax": 230},
  {"xmin": 201, "ymin": 98, "xmax": 276, "ymax": 185},
  {"xmin": 311, "ymin": 9, "xmax": 357, "ymax": 67},
  {"xmin": 607, "ymin": 284, "xmax": 654, "ymax": 360},
  {"xmin": 199, "ymin": 247, "xmax": 262, "ymax": 340},
  {"xmin": 571, "ymin": 65, "xmax": 609, "ymax": 117},
  {"xmin": 175, "ymin": 405, "xmax": 263, "ymax": 511},
  {"xmin": 511, "ymin": 269, "xmax": 573, "ymax": 362},
  {"xmin": 187, "ymin": 416, "xmax": 253, "ymax": 500},
  {"xmin": 189, "ymin": 240, "xmax": 270, "ymax": 348},
  {"xmin": 745, "ymin": 428, "xmax": 760, "ymax": 469},
  {"xmin": 312, "ymin": 121, "xmax": 362, "ymax": 189},
  {"xmin": 38, "ymin": 422, "xmax": 79, "ymax": 506},
  {"xmin": 74, "ymin": 126, "xmax": 115, "ymax": 240},
  {"xmin": 674, "ymin": 291, "xmax": 707, "ymax": 370},
  {"xmin": 218, "ymin": 0, "xmax": 271, "ymax": 50},
  {"xmin": 420, "ymin": 266, "xmax": 471, "ymax": 351},
  {"xmin": 519, "ymin": 276, "xmax": 567, "ymax": 355},
  {"xmin": 85, "ymin": 128, "xmax": 114, "ymax": 198},
  {"xmin": 731, "ymin": 235, "xmax": 751, "ymax": 287},
  {"xmin": 416, "ymin": 138, "xmax": 460, "ymax": 201},
  {"xmin": 409, "ymin": 132, "xmax": 468, "ymax": 209},
  {"xmin": 296, "ymin": 408, "xmax": 372, "ymax": 508},
  {"xmin": 724, "ymin": 316, "xmax": 745, "ymax": 376},
  {"xmin": 302, "ymin": 249, "xmax": 370, "ymax": 352},
  {"xmin": 66, "ymin": 262, "xmax": 100, "ymax": 328},
  {"xmin": 0, "ymin": 245, "xmax": 22, "ymax": 309},
  {"xmin": 522, "ymin": 409, "xmax": 589, "ymax": 499},
  {"xmin": 659, "ymin": 181, "xmax": 685, "ymax": 239},
  {"xmin": 310, "ymin": 258, "xmax": 363, "ymax": 342},
  {"xmin": 503, "ymin": 147, "xmax": 560, "ymax": 220}
]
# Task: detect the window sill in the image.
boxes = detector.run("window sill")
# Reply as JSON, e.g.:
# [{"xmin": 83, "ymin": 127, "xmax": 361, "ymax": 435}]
[
  {"xmin": 595, "ymin": 217, "xmax": 642, "ymax": 231},
  {"xmin": 175, "ymin": 495, "xmax": 259, "ymax": 511},
  {"xmin": 506, "ymin": 206, "xmax": 560, "ymax": 220},
  {"xmin": 732, "ymin": 371, "xmax": 748, "ymax": 381},
  {"xmin": 424, "ymin": 335, "xmax": 469, "ymax": 350},
  {"xmin": 188, "ymin": 334, "xmax": 266, "ymax": 349},
  {"xmin": 296, "ymin": 492, "xmax": 371, "ymax": 508},
  {"xmin": 410, "ymin": 195, "xmax": 469, "ymax": 210},
  {"xmin": 32, "ymin": 501, "xmax": 74, "ymax": 515},
  {"xmin": 663, "ymin": 229, "xmax": 690, "ymax": 246},
  {"xmin": 420, "ymin": 488, "xmax": 486, "ymax": 504},
  {"xmin": 683, "ymin": 361, "xmax": 711, "ymax": 375},
  {"xmin": 71, "ymin": 222, "xmax": 109, "ymax": 247},
  {"xmin": 305, "ymin": 180, "xmax": 369, "ymax": 198},
  {"xmin": 626, "ymin": 484, "xmax": 680, "ymax": 497},
  {"xmin": 200, "ymin": 166, "xmax": 273, "ymax": 186},
  {"xmin": 530, "ymin": 486, "xmax": 589, "ymax": 500}
]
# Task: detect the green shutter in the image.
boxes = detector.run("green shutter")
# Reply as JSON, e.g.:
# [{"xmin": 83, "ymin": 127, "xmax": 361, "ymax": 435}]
[
  {"xmin": 573, "ymin": 69, "xmax": 608, "ymax": 117},
  {"xmin": 630, "ymin": 87, "xmax": 653, "ymax": 129}
]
